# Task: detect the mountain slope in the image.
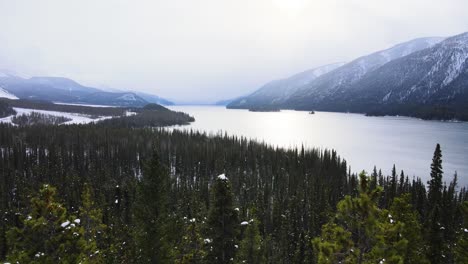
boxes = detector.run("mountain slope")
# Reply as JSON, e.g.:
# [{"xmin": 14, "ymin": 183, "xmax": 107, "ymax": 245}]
[
  {"xmin": 314, "ymin": 32, "xmax": 468, "ymax": 120},
  {"xmin": 227, "ymin": 62, "xmax": 345, "ymax": 108},
  {"xmin": 0, "ymin": 87, "xmax": 18, "ymax": 99},
  {"xmin": 134, "ymin": 92, "xmax": 174, "ymax": 105},
  {"xmin": 284, "ymin": 37, "xmax": 445, "ymax": 109},
  {"xmin": 0, "ymin": 74, "xmax": 164, "ymax": 107}
]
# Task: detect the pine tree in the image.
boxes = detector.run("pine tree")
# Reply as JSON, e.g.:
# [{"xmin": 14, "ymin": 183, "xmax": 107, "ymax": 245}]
[
  {"xmin": 133, "ymin": 151, "xmax": 172, "ymax": 263},
  {"xmin": 454, "ymin": 201, "xmax": 468, "ymax": 264},
  {"xmin": 175, "ymin": 217, "xmax": 206, "ymax": 264},
  {"xmin": 205, "ymin": 174, "xmax": 239, "ymax": 264},
  {"xmin": 313, "ymin": 172, "xmax": 407, "ymax": 264},
  {"xmin": 389, "ymin": 194, "xmax": 429, "ymax": 264},
  {"xmin": 425, "ymin": 144, "xmax": 445, "ymax": 263},
  {"xmin": 236, "ymin": 218, "xmax": 265, "ymax": 264},
  {"xmin": 6, "ymin": 184, "xmax": 85, "ymax": 263},
  {"xmin": 427, "ymin": 144, "xmax": 443, "ymax": 207},
  {"xmin": 77, "ymin": 184, "xmax": 106, "ymax": 263}
]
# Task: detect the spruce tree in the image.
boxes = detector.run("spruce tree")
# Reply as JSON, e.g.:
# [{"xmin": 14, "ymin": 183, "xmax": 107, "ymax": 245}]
[
  {"xmin": 454, "ymin": 201, "xmax": 468, "ymax": 263},
  {"xmin": 6, "ymin": 184, "xmax": 85, "ymax": 263},
  {"xmin": 133, "ymin": 151, "xmax": 172, "ymax": 263},
  {"xmin": 313, "ymin": 172, "xmax": 407, "ymax": 264},
  {"xmin": 78, "ymin": 184, "xmax": 106, "ymax": 263},
  {"xmin": 175, "ymin": 217, "xmax": 206, "ymax": 264},
  {"xmin": 425, "ymin": 144, "xmax": 445, "ymax": 263},
  {"xmin": 205, "ymin": 174, "xmax": 238, "ymax": 264},
  {"xmin": 236, "ymin": 218, "xmax": 265, "ymax": 264},
  {"xmin": 389, "ymin": 194, "xmax": 429, "ymax": 264},
  {"xmin": 427, "ymin": 144, "xmax": 443, "ymax": 207}
]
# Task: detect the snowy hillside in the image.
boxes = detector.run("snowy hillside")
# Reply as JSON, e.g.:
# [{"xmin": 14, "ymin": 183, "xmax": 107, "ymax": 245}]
[
  {"xmin": 228, "ymin": 36, "xmax": 444, "ymax": 109},
  {"xmin": 337, "ymin": 32, "xmax": 468, "ymax": 111},
  {"xmin": 0, "ymin": 71, "xmax": 173, "ymax": 107},
  {"xmin": 0, "ymin": 87, "xmax": 18, "ymax": 99},
  {"xmin": 0, "ymin": 107, "xmax": 114, "ymax": 125},
  {"xmin": 227, "ymin": 62, "xmax": 345, "ymax": 108},
  {"xmin": 289, "ymin": 32, "xmax": 468, "ymax": 120},
  {"xmin": 291, "ymin": 36, "xmax": 445, "ymax": 102}
]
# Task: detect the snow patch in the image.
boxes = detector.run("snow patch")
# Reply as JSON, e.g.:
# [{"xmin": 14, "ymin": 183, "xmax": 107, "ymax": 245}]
[
  {"xmin": 217, "ymin": 174, "xmax": 228, "ymax": 181},
  {"xmin": 117, "ymin": 93, "xmax": 137, "ymax": 101},
  {"xmin": 0, "ymin": 87, "xmax": 18, "ymax": 99},
  {"xmin": 61, "ymin": 220, "xmax": 70, "ymax": 228},
  {"xmin": 53, "ymin": 102, "xmax": 116, "ymax": 108},
  {"xmin": 0, "ymin": 107, "xmax": 114, "ymax": 125}
]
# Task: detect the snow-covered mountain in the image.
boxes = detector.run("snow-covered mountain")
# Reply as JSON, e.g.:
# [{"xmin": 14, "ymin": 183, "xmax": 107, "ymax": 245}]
[
  {"xmin": 285, "ymin": 37, "xmax": 445, "ymax": 107},
  {"xmin": 227, "ymin": 62, "xmax": 345, "ymax": 108},
  {"xmin": 0, "ymin": 72, "xmax": 172, "ymax": 107},
  {"xmin": 0, "ymin": 87, "xmax": 18, "ymax": 99},
  {"xmin": 228, "ymin": 36, "xmax": 444, "ymax": 110},
  {"xmin": 312, "ymin": 32, "xmax": 468, "ymax": 120}
]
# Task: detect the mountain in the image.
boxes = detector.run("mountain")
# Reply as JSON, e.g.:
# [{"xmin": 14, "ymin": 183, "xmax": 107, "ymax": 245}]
[
  {"xmin": 0, "ymin": 87, "xmax": 18, "ymax": 99},
  {"xmin": 227, "ymin": 62, "xmax": 345, "ymax": 108},
  {"xmin": 134, "ymin": 92, "xmax": 174, "ymax": 105},
  {"xmin": 214, "ymin": 96, "xmax": 245, "ymax": 106},
  {"xmin": 228, "ymin": 36, "xmax": 445, "ymax": 111},
  {"xmin": 311, "ymin": 32, "xmax": 468, "ymax": 120},
  {"xmin": 0, "ymin": 73, "xmax": 167, "ymax": 107}
]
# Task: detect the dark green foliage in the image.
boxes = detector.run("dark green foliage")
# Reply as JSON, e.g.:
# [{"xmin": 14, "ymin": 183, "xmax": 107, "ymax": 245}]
[
  {"xmin": 142, "ymin": 103, "xmax": 169, "ymax": 111},
  {"xmin": 97, "ymin": 109, "xmax": 194, "ymax": 127},
  {"xmin": 6, "ymin": 184, "xmax": 85, "ymax": 263},
  {"xmin": 133, "ymin": 151, "xmax": 172, "ymax": 263},
  {"xmin": 313, "ymin": 172, "xmax": 408, "ymax": 263},
  {"xmin": 12, "ymin": 112, "xmax": 72, "ymax": 126},
  {"xmin": 428, "ymin": 143, "xmax": 443, "ymax": 207},
  {"xmin": 0, "ymin": 122, "xmax": 466, "ymax": 263},
  {"xmin": 174, "ymin": 217, "xmax": 206, "ymax": 264},
  {"xmin": 78, "ymin": 184, "xmax": 106, "ymax": 263},
  {"xmin": 0, "ymin": 100, "xmax": 15, "ymax": 118},
  {"xmin": 425, "ymin": 143, "xmax": 446, "ymax": 263},
  {"xmin": 454, "ymin": 202, "xmax": 468, "ymax": 263},
  {"xmin": 205, "ymin": 175, "xmax": 239, "ymax": 264},
  {"xmin": 236, "ymin": 218, "xmax": 265, "ymax": 264},
  {"xmin": 389, "ymin": 194, "xmax": 429, "ymax": 264}
]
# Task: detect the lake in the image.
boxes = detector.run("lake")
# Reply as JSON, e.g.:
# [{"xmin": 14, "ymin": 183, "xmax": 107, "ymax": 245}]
[{"xmin": 169, "ymin": 106, "xmax": 468, "ymax": 187}]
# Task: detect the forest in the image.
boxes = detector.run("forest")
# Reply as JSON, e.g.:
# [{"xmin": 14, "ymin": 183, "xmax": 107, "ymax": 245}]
[{"xmin": 0, "ymin": 121, "xmax": 467, "ymax": 263}]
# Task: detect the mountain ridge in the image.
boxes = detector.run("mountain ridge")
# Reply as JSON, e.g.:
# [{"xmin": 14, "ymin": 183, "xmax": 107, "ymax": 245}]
[
  {"xmin": 0, "ymin": 71, "xmax": 173, "ymax": 107},
  {"xmin": 227, "ymin": 33, "xmax": 468, "ymax": 120}
]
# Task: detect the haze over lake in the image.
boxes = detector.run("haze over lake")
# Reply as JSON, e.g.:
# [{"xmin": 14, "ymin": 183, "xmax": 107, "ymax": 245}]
[{"xmin": 169, "ymin": 106, "xmax": 468, "ymax": 187}]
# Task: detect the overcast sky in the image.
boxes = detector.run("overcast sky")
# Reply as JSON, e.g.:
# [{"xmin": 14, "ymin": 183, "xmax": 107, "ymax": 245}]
[{"xmin": 0, "ymin": 0, "xmax": 467, "ymax": 102}]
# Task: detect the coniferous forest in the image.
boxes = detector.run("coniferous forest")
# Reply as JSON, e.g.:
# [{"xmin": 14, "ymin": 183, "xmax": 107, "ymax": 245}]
[{"xmin": 0, "ymin": 121, "xmax": 467, "ymax": 264}]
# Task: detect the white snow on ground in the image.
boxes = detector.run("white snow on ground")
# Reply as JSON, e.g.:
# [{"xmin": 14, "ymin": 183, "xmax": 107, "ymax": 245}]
[
  {"xmin": 240, "ymin": 221, "xmax": 249, "ymax": 226},
  {"xmin": 0, "ymin": 87, "xmax": 18, "ymax": 99},
  {"xmin": 0, "ymin": 107, "xmax": 113, "ymax": 125},
  {"xmin": 53, "ymin": 102, "xmax": 116, "ymax": 108},
  {"xmin": 61, "ymin": 220, "xmax": 70, "ymax": 228}
]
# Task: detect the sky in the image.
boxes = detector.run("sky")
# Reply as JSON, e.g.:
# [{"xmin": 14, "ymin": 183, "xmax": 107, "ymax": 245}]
[{"xmin": 0, "ymin": 0, "xmax": 467, "ymax": 103}]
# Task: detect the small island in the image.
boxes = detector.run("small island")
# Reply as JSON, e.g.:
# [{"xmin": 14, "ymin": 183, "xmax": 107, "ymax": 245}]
[{"xmin": 309, "ymin": 111, "xmax": 315, "ymax": 114}]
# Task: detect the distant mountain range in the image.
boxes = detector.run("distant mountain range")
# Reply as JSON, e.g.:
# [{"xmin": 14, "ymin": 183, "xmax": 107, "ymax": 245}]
[
  {"xmin": 0, "ymin": 72, "xmax": 173, "ymax": 107},
  {"xmin": 228, "ymin": 32, "xmax": 468, "ymax": 120}
]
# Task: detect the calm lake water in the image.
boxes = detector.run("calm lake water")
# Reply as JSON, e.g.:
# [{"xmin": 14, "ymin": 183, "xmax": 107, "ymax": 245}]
[{"xmin": 169, "ymin": 106, "xmax": 468, "ymax": 187}]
